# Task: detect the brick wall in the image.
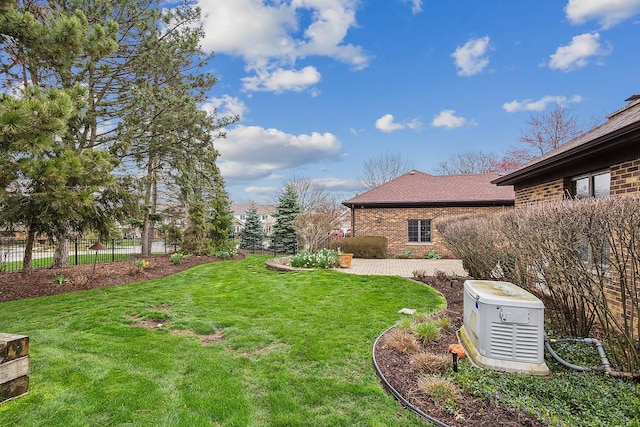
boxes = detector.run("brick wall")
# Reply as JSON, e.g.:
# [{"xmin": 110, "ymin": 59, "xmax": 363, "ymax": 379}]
[
  {"xmin": 610, "ymin": 158, "xmax": 640, "ymax": 196},
  {"xmin": 352, "ymin": 205, "xmax": 512, "ymax": 258},
  {"xmin": 514, "ymin": 179, "xmax": 565, "ymax": 206}
]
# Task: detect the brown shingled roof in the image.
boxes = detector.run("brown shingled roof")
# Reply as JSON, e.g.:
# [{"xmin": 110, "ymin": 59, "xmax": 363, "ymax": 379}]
[
  {"xmin": 493, "ymin": 97, "xmax": 640, "ymax": 186},
  {"xmin": 343, "ymin": 171, "xmax": 514, "ymax": 206}
]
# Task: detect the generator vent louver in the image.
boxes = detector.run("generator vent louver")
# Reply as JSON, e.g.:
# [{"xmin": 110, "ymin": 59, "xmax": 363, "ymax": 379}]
[{"xmin": 459, "ymin": 280, "xmax": 550, "ymax": 376}]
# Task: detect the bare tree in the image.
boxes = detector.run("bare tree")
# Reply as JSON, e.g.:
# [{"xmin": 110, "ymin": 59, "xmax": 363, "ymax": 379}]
[
  {"xmin": 433, "ymin": 151, "xmax": 497, "ymax": 175},
  {"xmin": 281, "ymin": 175, "xmax": 331, "ymax": 213},
  {"xmin": 515, "ymin": 103, "xmax": 586, "ymax": 162},
  {"xmin": 358, "ymin": 152, "xmax": 415, "ymax": 189},
  {"xmin": 293, "ymin": 212, "xmax": 339, "ymax": 252}
]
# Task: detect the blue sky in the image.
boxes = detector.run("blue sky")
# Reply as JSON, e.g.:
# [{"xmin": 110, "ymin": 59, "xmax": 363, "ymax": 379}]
[{"xmin": 193, "ymin": 0, "xmax": 640, "ymax": 204}]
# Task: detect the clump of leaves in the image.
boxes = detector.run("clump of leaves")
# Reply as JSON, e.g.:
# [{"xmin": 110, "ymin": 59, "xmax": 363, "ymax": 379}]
[
  {"xmin": 412, "ymin": 269, "xmax": 428, "ymax": 280},
  {"xmin": 410, "ymin": 352, "xmax": 451, "ymax": 375},
  {"xmin": 52, "ymin": 275, "xmax": 69, "ymax": 285},
  {"xmin": 426, "ymin": 250, "xmax": 443, "ymax": 259},
  {"xmin": 290, "ymin": 249, "xmax": 338, "ymax": 268},
  {"xmin": 434, "ymin": 270, "xmax": 448, "ymax": 282},
  {"xmin": 384, "ymin": 329, "xmax": 420, "ymax": 354},
  {"xmin": 133, "ymin": 259, "xmax": 149, "ymax": 272},
  {"xmin": 411, "ymin": 321, "xmax": 441, "ymax": 342},
  {"xmin": 215, "ymin": 248, "xmax": 238, "ymax": 259},
  {"xmin": 395, "ymin": 317, "xmax": 413, "ymax": 330},
  {"xmin": 418, "ymin": 375, "xmax": 460, "ymax": 414},
  {"xmin": 170, "ymin": 252, "xmax": 184, "ymax": 265}
]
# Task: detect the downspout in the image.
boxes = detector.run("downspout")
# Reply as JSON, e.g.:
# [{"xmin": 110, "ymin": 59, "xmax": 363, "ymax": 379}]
[{"xmin": 350, "ymin": 204, "xmax": 356, "ymax": 236}]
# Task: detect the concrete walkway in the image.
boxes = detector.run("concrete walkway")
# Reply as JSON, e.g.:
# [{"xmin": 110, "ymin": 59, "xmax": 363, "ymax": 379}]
[{"xmin": 337, "ymin": 258, "xmax": 467, "ymax": 277}]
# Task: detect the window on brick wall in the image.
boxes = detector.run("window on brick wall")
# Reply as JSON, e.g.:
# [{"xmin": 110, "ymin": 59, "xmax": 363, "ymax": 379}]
[
  {"xmin": 408, "ymin": 219, "xmax": 431, "ymax": 243},
  {"xmin": 570, "ymin": 170, "xmax": 610, "ymax": 199}
]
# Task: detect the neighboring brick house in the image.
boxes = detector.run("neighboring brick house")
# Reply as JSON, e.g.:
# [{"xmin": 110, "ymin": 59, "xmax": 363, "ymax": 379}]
[
  {"xmin": 492, "ymin": 95, "xmax": 640, "ymax": 204},
  {"xmin": 342, "ymin": 171, "xmax": 515, "ymax": 257}
]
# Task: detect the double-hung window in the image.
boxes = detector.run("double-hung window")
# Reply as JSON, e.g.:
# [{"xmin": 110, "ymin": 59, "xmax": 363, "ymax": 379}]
[{"xmin": 408, "ymin": 219, "xmax": 431, "ymax": 243}]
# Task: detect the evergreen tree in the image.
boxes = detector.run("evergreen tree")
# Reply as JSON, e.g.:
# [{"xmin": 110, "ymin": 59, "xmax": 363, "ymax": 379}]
[
  {"xmin": 272, "ymin": 185, "xmax": 302, "ymax": 254},
  {"xmin": 208, "ymin": 182, "xmax": 233, "ymax": 248},
  {"xmin": 240, "ymin": 204, "xmax": 264, "ymax": 250},
  {"xmin": 181, "ymin": 200, "xmax": 211, "ymax": 255}
]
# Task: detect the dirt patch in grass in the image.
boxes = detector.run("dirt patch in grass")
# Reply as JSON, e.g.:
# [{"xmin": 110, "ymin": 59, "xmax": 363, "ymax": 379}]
[
  {"xmin": 0, "ymin": 253, "xmax": 243, "ymax": 302},
  {"xmin": 374, "ymin": 276, "xmax": 543, "ymax": 426}
]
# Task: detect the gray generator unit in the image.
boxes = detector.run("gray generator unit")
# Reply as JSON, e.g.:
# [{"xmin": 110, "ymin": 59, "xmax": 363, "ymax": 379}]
[{"xmin": 459, "ymin": 280, "xmax": 549, "ymax": 376}]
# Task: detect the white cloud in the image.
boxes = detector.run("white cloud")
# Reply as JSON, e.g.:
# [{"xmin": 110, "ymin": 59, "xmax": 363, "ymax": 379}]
[
  {"xmin": 312, "ymin": 177, "xmax": 361, "ymax": 191},
  {"xmin": 217, "ymin": 125, "xmax": 342, "ymax": 184},
  {"xmin": 402, "ymin": 0, "xmax": 423, "ymax": 14},
  {"xmin": 202, "ymin": 95, "xmax": 248, "ymax": 119},
  {"xmin": 431, "ymin": 110, "xmax": 470, "ymax": 129},
  {"xmin": 375, "ymin": 114, "xmax": 422, "ymax": 133},
  {"xmin": 502, "ymin": 95, "xmax": 584, "ymax": 112},
  {"xmin": 565, "ymin": 0, "xmax": 640, "ymax": 29},
  {"xmin": 197, "ymin": 0, "xmax": 370, "ymax": 93},
  {"xmin": 244, "ymin": 186, "xmax": 280, "ymax": 197},
  {"xmin": 241, "ymin": 66, "xmax": 321, "ymax": 93},
  {"xmin": 548, "ymin": 32, "xmax": 610, "ymax": 72},
  {"xmin": 451, "ymin": 36, "xmax": 491, "ymax": 76}
]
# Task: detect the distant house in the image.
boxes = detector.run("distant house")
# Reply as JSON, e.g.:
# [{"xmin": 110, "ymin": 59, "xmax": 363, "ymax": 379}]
[
  {"xmin": 230, "ymin": 204, "xmax": 276, "ymax": 236},
  {"xmin": 492, "ymin": 95, "xmax": 640, "ymax": 203},
  {"xmin": 342, "ymin": 171, "xmax": 515, "ymax": 257}
]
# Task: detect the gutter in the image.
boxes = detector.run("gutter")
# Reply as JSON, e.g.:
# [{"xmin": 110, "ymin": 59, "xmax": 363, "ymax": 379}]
[{"xmin": 493, "ymin": 121, "xmax": 640, "ymax": 186}]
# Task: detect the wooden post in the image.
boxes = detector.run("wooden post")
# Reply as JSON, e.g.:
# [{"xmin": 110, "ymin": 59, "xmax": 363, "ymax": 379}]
[{"xmin": 0, "ymin": 333, "xmax": 29, "ymax": 403}]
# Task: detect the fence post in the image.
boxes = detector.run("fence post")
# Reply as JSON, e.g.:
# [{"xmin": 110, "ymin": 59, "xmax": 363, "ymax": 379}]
[
  {"xmin": 111, "ymin": 239, "xmax": 115, "ymax": 262},
  {"xmin": 74, "ymin": 238, "xmax": 79, "ymax": 266}
]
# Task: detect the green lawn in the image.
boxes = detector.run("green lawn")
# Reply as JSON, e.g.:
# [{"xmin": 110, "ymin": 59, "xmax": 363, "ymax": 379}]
[{"xmin": 0, "ymin": 255, "xmax": 443, "ymax": 426}]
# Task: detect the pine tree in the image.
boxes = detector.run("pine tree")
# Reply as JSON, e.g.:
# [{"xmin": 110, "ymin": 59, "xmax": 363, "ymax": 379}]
[
  {"xmin": 181, "ymin": 201, "xmax": 211, "ymax": 255},
  {"xmin": 240, "ymin": 204, "xmax": 264, "ymax": 250},
  {"xmin": 209, "ymin": 182, "xmax": 233, "ymax": 248},
  {"xmin": 272, "ymin": 185, "xmax": 302, "ymax": 254}
]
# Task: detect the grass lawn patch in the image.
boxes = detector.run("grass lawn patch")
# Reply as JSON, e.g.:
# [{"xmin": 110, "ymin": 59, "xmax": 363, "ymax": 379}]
[{"xmin": 0, "ymin": 255, "xmax": 443, "ymax": 426}]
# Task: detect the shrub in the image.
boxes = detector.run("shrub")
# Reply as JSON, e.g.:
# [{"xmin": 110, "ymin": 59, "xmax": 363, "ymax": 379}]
[
  {"xmin": 410, "ymin": 352, "xmax": 451, "ymax": 375},
  {"xmin": 426, "ymin": 250, "xmax": 443, "ymax": 259},
  {"xmin": 437, "ymin": 197, "xmax": 640, "ymax": 373},
  {"xmin": 290, "ymin": 249, "xmax": 338, "ymax": 269},
  {"xmin": 328, "ymin": 236, "xmax": 387, "ymax": 258},
  {"xmin": 215, "ymin": 248, "xmax": 238, "ymax": 259},
  {"xmin": 170, "ymin": 252, "xmax": 184, "ymax": 265}
]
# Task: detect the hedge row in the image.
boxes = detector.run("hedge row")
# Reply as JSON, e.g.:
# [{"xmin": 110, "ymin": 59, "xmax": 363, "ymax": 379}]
[{"xmin": 328, "ymin": 236, "xmax": 387, "ymax": 259}]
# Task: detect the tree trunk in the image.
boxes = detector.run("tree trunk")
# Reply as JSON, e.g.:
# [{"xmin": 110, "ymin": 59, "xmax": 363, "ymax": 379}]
[
  {"xmin": 21, "ymin": 225, "xmax": 36, "ymax": 276},
  {"xmin": 141, "ymin": 211, "xmax": 152, "ymax": 257},
  {"xmin": 52, "ymin": 227, "xmax": 70, "ymax": 268}
]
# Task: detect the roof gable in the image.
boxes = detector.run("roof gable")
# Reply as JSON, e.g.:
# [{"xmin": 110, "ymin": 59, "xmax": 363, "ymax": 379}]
[{"xmin": 344, "ymin": 170, "xmax": 514, "ymax": 206}]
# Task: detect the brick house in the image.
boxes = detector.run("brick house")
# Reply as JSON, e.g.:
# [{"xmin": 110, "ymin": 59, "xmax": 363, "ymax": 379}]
[
  {"xmin": 342, "ymin": 171, "xmax": 515, "ymax": 257},
  {"xmin": 492, "ymin": 95, "xmax": 640, "ymax": 204}
]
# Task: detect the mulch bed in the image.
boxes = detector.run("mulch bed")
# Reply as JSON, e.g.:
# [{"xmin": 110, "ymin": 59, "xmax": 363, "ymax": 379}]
[
  {"xmin": 0, "ymin": 254, "xmax": 243, "ymax": 303},
  {"xmin": 374, "ymin": 276, "xmax": 543, "ymax": 426}
]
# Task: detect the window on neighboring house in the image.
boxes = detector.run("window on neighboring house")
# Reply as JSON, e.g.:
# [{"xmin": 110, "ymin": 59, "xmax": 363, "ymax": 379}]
[
  {"xmin": 571, "ymin": 170, "xmax": 610, "ymax": 199},
  {"xmin": 408, "ymin": 219, "xmax": 431, "ymax": 243}
]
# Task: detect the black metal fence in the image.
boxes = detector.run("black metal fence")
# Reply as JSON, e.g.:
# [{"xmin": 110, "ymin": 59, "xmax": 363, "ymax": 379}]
[{"xmin": 0, "ymin": 237, "xmax": 170, "ymax": 273}]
